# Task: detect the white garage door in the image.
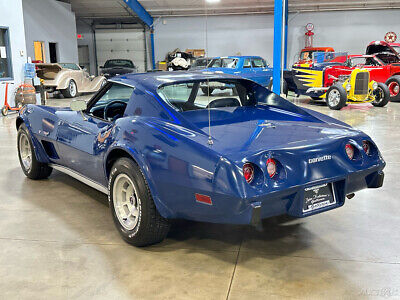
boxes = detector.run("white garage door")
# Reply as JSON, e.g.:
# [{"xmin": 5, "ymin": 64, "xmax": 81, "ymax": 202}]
[{"xmin": 95, "ymin": 29, "xmax": 146, "ymax": 73}]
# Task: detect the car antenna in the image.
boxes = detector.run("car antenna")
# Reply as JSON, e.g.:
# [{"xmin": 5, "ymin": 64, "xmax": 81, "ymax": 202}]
[{"xmin": 205, "ymin": 0, "xmax": 213, "ymax": 146}]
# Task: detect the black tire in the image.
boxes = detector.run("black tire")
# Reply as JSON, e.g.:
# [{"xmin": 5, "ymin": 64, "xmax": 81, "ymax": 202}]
[
  {"xmin": 1, "ymin": 106, "xmax": 7, "ymax": 116},
  {"xmin": 109, "ymin": 158, "xmax": 170, "ymax": 246},
  {"xmin": 326, "ymin": 85, "xmax": 347, "ymax": 110},
  {"xmin": 372, "ymin": 82, "xmax": 390, "ymax": 107},
  {"xmin": 61, "ymin": 80, "xmax": 78, "ymax": 98},
  {"xmin": 386, "ymin": 75, "xmax": 400, "ymax": 102},
  {"xmin": 17, "ymin": 123, "xmax": 52, "ymax": 180},
  {"xmin": 201, "ymin": 87, "xmax": 214, "ymax": 95}
]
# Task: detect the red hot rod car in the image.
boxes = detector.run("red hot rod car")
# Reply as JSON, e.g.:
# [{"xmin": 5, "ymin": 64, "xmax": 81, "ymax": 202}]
[{"xmin": 365, "ymin": 41, "xmax": 400, "ymax": 101}]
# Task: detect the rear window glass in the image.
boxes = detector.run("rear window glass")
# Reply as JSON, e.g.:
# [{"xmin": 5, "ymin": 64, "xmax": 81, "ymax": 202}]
[
  {"xmin": 158, "ymin": 80, "xmax": 255, "ymax": 112},
  {"xmin": 59, "ymin": 63, "xmax": 80, "ymax": 70}
]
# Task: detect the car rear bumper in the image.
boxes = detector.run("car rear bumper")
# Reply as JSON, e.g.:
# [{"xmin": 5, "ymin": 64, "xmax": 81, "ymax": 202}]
[
  {"xmin": 246, "ymin": 167, "xmax": 384, "ymax": 226},
  {"xmin": 180, "ymin": 165, "xmax": 385, "ymax": 226}
]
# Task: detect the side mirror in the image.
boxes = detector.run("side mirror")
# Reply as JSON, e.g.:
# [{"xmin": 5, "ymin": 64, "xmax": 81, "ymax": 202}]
[
  {"xmin": 99, "ymin": 66, "xmax": 104, "ymax": 69},
  {"xmin": 70, "ymin": 100, "xmax": 88, "ymax": 121}
]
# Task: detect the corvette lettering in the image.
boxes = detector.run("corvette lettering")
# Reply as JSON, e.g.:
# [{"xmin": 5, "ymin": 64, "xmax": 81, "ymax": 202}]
[{"xmin": 308, "ymin": 155, "xmax": 332, "ymax": 164}]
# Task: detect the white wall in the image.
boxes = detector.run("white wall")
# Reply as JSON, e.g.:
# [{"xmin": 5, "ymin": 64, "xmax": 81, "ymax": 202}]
[
  {"xmin": 154, "ymin": 9, "xmax": 400, "ymax": 66},
  {"xmin": 22, "ymin": 0, "xmax": 78, "ymax": 63},
  {"xmin": 0, "ymin": 0, "xmax": 27, "ymax": 107},
  {"xmin": 76, "ymin": 20, "xmax": 97, "ymax": 75}
]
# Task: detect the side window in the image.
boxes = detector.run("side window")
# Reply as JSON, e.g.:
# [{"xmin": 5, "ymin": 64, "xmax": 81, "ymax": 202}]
[
  {"xmin": 252, "ymin": 58, "xmax": 265, "ymax": 68},
  {"xmin": 243, "ymin": 59, "xmax": 251, "ymax": 68},
  {"xmin": 87, "ymin": 83, "xmax": 134, "ymax": 121}
]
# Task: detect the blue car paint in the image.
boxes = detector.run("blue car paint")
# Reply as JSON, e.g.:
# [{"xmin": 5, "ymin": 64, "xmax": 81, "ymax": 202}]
[
  {"xmin": 17, "ymin": 71, "xmax": 385, "ymax": 225},
  {"xmin": 203, "ymin": 56, "xmax": 273, "ymax": 87}
]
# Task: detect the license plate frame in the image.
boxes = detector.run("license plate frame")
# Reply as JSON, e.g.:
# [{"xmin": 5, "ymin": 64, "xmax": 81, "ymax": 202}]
[{"xmin": 303, "ymin": 182, "xmax": 336, "ymax": 213}]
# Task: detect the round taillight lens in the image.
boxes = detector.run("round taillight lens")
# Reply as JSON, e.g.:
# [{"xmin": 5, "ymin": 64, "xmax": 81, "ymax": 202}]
[
  {"xmin": 243, "ymin": 163, "xmax": 254, "ymax": 184},
  {"xmin": 345, "ymin": 144, "xmax": 354, "ymax": 160},
  {"xmin": 362, "ymin": 141, "xmax": 370, "ymax": 155},
  {"xmin": 266, "ymin": 158, "xmax": 276, "ymax": 178}
]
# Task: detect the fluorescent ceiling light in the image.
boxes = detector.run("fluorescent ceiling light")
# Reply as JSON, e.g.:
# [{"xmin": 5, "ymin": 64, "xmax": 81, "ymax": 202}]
[{"xmin": 206, "ymin": 0, "xmax": 221, "ymax": 3}]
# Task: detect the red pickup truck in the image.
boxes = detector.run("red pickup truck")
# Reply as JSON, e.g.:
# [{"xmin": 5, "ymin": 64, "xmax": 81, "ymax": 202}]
[{"xmin": 365, "ymin": 41, "xmax": 400, "ymax": 101}]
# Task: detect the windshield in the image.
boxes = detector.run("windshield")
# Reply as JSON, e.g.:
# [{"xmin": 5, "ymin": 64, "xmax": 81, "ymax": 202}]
[
  {"xmin": 313, "ymin": 52, "xmax": 348, "ymax": 64},
  {"xmin": 348, "ymin": 57, "xmax": 380, "ymax": 67},
  {"xmin": 300, "ymin": 50, "xmax": 326, "ymax": 61},
  {"xmin": 104, "ymin": 60, "xmax": 134, "ymax": 68},
  {"xmin": 191, "ymin": 58, "xmax": 211, "ymax": 68},
  {"xmin": 209, "ymin": 58, "xmax": 238, "ymax": 69}
]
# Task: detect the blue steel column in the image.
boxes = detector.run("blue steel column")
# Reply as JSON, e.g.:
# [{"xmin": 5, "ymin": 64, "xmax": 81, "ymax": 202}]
[
  {"xmin": 123, "ymin": 0, "xmax": 156, "ymax": 69},
  {"xmin": 272, "ymin": 0, "xmax": 288, "ymax": 94}
]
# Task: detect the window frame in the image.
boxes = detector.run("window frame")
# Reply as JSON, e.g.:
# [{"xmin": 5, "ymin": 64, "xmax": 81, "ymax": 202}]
[
  {"xmin": 0, "ymin": 27, "xmax": 13, "ymax": 81},
  {"xmin": 85, "ymin": 81, "xmax": 135, "ymax": 122},
  {"xmin": 243, "ymin": 58, "xmax": 252, "ymax": 69}
]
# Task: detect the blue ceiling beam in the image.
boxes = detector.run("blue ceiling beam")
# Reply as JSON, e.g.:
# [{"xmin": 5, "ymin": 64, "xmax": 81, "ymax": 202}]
[
  {"xmin": 123, "ymin": 0, "xmax": 153, "ymax": 27},
  {"xmin": 123, "ymin": 0, "xmax": 156, "ymax": 69}
]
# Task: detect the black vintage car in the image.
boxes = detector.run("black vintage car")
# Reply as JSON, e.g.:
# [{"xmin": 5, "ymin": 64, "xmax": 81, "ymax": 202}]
[{"xmin": 100, "ymin": 59, "xmax": 137, "ymax": 79}]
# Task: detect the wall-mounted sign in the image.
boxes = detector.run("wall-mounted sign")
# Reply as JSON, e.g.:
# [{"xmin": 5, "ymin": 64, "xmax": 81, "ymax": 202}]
[{"xmin": 384, "ymin": 32, "xmax": 397, "ymax": 43}]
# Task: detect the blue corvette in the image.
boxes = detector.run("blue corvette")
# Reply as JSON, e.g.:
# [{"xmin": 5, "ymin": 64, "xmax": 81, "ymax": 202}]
[{"xmin": 16, "ymin": 71, "xmax": 385, "ymax": 246}]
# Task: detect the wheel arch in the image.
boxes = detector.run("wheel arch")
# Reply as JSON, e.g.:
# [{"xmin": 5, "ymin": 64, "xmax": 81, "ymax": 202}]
[
  {"xmin": 104, "ymin": 146, "xmax": 174, "ymax": 219},
  {"xmin": 16, "ymin": 116, "xmax": 24, "ymax": 130}
]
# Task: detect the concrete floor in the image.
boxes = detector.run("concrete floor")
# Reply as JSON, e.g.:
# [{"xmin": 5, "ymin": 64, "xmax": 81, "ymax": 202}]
[{"xmin": 1, "ymin": 94, "xmax": 400, "ymax": 299}]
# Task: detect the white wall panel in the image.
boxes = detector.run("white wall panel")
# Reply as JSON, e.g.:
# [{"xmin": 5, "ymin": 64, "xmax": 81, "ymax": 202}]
[{"xmin": 154, "ymin": 9, "xmax": 400, "ymax": 67}]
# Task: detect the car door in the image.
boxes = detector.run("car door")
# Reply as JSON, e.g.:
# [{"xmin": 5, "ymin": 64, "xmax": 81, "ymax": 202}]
[
  {"xmin": 251, "ymin": 58, "xmax": 272, "ymax": 87},
  {"xmin": 235, "ymin": 58, "xmax": 254, "ymax": 80},
  {"xmin": 56, "ymin": 82, "xmax": 134, "ymax": 185}
]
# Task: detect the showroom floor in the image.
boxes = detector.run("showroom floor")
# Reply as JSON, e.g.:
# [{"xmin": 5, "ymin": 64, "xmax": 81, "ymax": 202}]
[{"xmin": 1, "ymin": 94, "xmax": 400, "ymax": 299}]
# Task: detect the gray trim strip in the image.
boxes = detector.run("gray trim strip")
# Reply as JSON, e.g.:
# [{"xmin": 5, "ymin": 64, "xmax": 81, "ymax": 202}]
[{"xmin": 50, "ymin": 164, "xmax": 108, "ymax": 194}]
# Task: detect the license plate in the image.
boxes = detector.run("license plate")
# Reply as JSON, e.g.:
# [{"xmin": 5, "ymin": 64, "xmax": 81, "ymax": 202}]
[{"xmin": 303, "ymin": 183, "xmax": 336, "ymax": 213}]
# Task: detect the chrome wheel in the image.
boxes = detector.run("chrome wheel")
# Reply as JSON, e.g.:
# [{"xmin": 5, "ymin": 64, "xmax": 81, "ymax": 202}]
[
  {"xmin": 69, "ymin": 80, "xmax": 77, "ymax": 97},
  {"xmin": 112, "ymin": 174, "xmax": 141, "ymax": 231},
  {"xmin": 19, "ymin": 133, "xmax": 32, "ymax": 171},
  {"xmin": 328, "ymin": 89, "xmax": 341, "ymax": 107}
]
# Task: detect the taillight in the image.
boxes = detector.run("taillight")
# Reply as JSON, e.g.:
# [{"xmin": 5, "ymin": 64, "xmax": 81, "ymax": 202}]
[
  {"xmin": 243, "ymin": 163, "xmax": 254, "ymax": 184},
  {"xmin": 345, "ymin": 144, "xmax": 354, "ymax": 160},
  {"xmin": 362, "ymin": 141, "xmax": 371, "ymax": 155},
  {"xmin": 266, "ymin": 158, "xmax": 276, "ymax": 178}
]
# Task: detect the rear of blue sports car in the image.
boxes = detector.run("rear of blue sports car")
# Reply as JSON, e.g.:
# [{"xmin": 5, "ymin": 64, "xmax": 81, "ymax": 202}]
[{"xmin": 155, "ymin": 77, "xmax": 385, "ymax": 226}]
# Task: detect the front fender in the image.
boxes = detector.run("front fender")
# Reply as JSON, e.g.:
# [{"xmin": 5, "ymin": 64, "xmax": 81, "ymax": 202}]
[{"xmin": 16, "ymin": 108, "xmax": 50, "ymax": 164}]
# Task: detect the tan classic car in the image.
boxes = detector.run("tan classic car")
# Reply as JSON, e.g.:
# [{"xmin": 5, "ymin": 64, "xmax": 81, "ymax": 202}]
[{"xmin": 36, "ymin": 63, "xmax": 107, "ymax": 98}]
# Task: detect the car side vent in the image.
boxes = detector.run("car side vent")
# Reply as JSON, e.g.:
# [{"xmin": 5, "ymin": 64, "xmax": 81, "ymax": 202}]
[{"xmin": 41, "ymin": 140, "xmax": 59, "ymax": 159}]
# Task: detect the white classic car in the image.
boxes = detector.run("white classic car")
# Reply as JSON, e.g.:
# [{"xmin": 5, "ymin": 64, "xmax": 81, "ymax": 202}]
[{"xmin": 36, "ymin": 63, "xmax": 106, "ymax": 98}]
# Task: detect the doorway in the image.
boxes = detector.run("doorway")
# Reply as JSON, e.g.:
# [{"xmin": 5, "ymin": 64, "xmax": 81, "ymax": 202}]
[
  {"xmin": 33, "ymin": 41, "xmax": 45, "ymax": 63},
  {"xmin": 49, "ymin": 42, "xmax": 58, "ymax": 63},
  {"xmin": 78, "ymin": 45, "xmax": 90, "ymax": 73}
]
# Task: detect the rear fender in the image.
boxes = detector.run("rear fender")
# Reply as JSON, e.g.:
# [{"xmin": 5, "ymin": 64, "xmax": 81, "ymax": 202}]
[{"xmin": 104, "ymin": 144, "xmax": 174, "ymax": 219}]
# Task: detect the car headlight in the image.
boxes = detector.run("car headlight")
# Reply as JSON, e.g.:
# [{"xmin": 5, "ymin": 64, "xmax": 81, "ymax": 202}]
[
  {"xmin": 346, "ymin": 83, "xmax": 351, "ymax": 91},
  {"xmin": 372, "ymin": 82, "xmax": 378, "ymax": 90}
]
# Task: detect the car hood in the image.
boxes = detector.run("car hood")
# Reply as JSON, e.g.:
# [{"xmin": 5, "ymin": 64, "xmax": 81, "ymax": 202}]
[{"xmin": 180, "ymin": 106, "xmax": 361, "ymax": 158}]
